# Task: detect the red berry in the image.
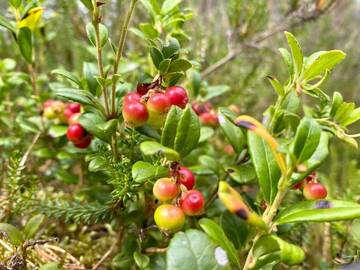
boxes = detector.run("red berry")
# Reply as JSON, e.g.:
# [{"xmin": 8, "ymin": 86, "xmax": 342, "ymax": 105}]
[
  {"xmin": 178, "ymin": 167, "xmax": 195, "ymax": 190},
  {"xmin": 200, "ymin": 112, "xmax": 219, "ymax": 127},
  {"xmin": 64, "ymin": 107, "xmax": 74, "ymax": 120},
  {"xmin": 136, "ymin": 83, "xmax": 151, "ymax": 96},
  {"xmin": 124, "ymin": 92, "xmax": 141, "ymax": 104},
  {"xmin": 303, "ymin": 182, "xmax": 327, "ymax": 200},
  {"xmin": 153, "ymin": 178, "xmax": 179, "ymax": 202},
  {"xmin": 165, "ymin": 86, "xmax": 189, "ymax": 109},
  {"xmin": 122, "ymin": 101, "xmax": 149, "ymax": 127},
  {"xmin": 67, "ymin": 103, "xmax": 81, "ymax": 113},
  {"xmin": 43, "ymin": 99, "xmax": 54, "ymax": 108},
  {"xmin": 147, "ymin": 92, "xmax": 171, "ymax": 114},
  {"xmin": 73, "ymin": 135, "xmax": 92, "ymax": 149},
  {"xmin": 180, "ymin": 190, "xmax": 204, "ymax": 216},
  {"xmin": 191, "ymin": 102, "xmax": 207, "ymax": 116},
  {"xmin": 67, "ymin": 123, "xmax": 86, "ymax": 143},
  {"xmin": 154, "ymin": 204, "xmax": 185, "ymax": 231}
]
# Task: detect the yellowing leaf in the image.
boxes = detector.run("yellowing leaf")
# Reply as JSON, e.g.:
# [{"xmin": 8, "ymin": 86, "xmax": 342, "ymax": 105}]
[{"xmin": 18, "ymin": 7, "xmax": 44, "ymax": 31}]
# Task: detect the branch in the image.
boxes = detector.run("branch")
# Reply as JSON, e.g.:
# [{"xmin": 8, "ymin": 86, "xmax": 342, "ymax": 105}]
[{"xmin": 201, "ymin": 1, "xmax": 337, "ymax": 78}]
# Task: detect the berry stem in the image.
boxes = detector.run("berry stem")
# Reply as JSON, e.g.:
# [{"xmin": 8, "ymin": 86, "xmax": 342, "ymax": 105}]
[
  {"xmin": 92, "ymin": 0, "xmax": 110, "ymax": 116},
  {"xmin": 111, "ymin": 0, "xmax": 138, "ymax": 115}
]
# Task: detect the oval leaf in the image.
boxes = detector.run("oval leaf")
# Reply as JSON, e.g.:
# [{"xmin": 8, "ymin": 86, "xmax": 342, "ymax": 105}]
[
  {"xmin": 276, "ymin": 200, "xmax": 360, "ymax": 224},
  {"xmin": 24, "ymin": 214, "xmax": 45, "ymax": 239},
  {"xmin": 18, "ymin": 27, "xmax": 32, "ymax": 63},
  {"xmin": 140, "ymin": 141, "xmax": 180, "ymax": 161},
  {"xmin": 284, "ymin": 31, "xmax": 303, "ymax": 78},
  {"xmin": 161, "ymin": 106, "xmax": 182, "ymax": 148},
  {"xmin": 131, "ymin": 161, "xmax": 168, "ymax": 183},
  {"xmin": 0, "ymin": 223, "xmax": 24, "ymax": 246}
]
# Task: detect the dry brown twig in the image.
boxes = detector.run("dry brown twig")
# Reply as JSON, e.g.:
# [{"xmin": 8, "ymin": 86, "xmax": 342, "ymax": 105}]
[{"xmin": 201, "ymin": 0, "xmax": 338, "ymax": 78}]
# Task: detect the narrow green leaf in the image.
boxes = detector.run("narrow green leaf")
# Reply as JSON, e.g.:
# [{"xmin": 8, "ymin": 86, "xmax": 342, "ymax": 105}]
[
  {"xmin": 0, "ymin": 223, "xmax": 24, "ymax": 246},
  {"xmin": 203, "ymin": 85, "xmax": 230, "ymax": 101},
  {"xmin": 10, "ymin": 0, "xmax": 22, "ymax": 8},
  {"xmin": 0, "ymin": 14, "xmax": 16, "ymax": 33},
  {"xmin": 83, "ymin": 62, "xmax": 100, "ymax": 96},
  {"xmin": 199, "ymin": 126, "xmax": 214, "ymax": 143},
  {"xmin": 248, "ymin": 132, "xmax": 281, "ymax": 203},
  {"xmin": 150, "ymin": 47, "xmax": 164, "ymax": 69},
  {"xmin": 174, "ymin": 105, "xmax": 200, "ymax": 157},
  {"xmin": 266, "ymin": 76, "xmax": 284, "ymax": 96},
  {"xmin": 80, "ymin": 0, "xmax": 93, "ymax": 10},
  {"xmin": 276, "ymin": 200, "xmax": 360, "ymax": 224},
  {"xmin": 278, "ymin": 48, "xmax": 294, "ymax": 77},
  {"xmin": 140, "ymin": 141, "xmax": 180, "ymax": 161},
  {"xmin": 161, "ymin": 0, "xmax": 182, "ymax": 14},
  {"xmin": 139, "ymin": 23, "xmax": 158, "ymax": 39},
  {"xmin": 161, "ymin": 106, "xmax": 183, "ymax": 148},
  {"xmin": 51, "ymin": 69, "xmax": 81, "ymax": 86},
  {"xmin": 284, "ymin": 31, "xmax": 303, "ymax": 77},
  {"xmin": 199, "ymin": 218, "xmax": 241, "ymax": 268},
  {"xmin": 218, "ymin": 108, "xmax": 245, "ymax": 154},
  {"xmin": 303, "ymin": 50, "xmax": 346, "ymax": 80},
  {"xmin": 292, "ymin": 117, "xmax": 321, "ymax": 164},
  {"xmin": 18, "ymin": 27, "xmax": 33, "ymax": 63},
  {"xmin": 166, "ymin": 229, "xmax": 230, "ymax": 270},
  {"xmin": 330, "ymin": 91, "xmax": 343, "ymax": 117},
  {"xmin": 24, "ymin": 214, "xmax": 45, "ymax": 239},
  {"xmin": 131, "ymin": 161, "xmax": 168, "ymax": 183}
]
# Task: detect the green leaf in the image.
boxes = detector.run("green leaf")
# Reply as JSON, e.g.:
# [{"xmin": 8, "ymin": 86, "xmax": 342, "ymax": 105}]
[
  {"xmin": 218, "ymin": 109, "xmax": 245, "ymax": 154},
  {"xmin": 276, "ymin": 200, "xmax": 360, "ymax": 224},
  {"xmin": 162, "ymin": 38, "xmax": 180, "ymax": 59},
  {"xmin": 334, "ymin": 102, "xmax": 355, "ymax": 125},
  {"xmin": 24, "ymin": 214, "xmax": 45, "ymax": 239},
  {"xmin": 150, "ymin": 47, "xmax": 164, "ymax": 69},
  {"xmin": 219, "ymin": 212, "xmax": 248, "ymax": 249},
  {"xmin": 161, "ymin": 0, "xmax": 182, "ymax": 14},
  {"xmin": 168, "ymin": 59, "xmax": 192, "ymax": 73},
  {"xmin": 39, "ymin": 262, "xmax": 60, "ymax": 270},
  {"xmin": 291, "ymin": 132, "xmax": 329, "ymax": 184},
  {"xmin": 159, "ymin": 58, "xmax": 171, "ymax": 75},
  {"xmin": 0, "ymin": 223, "xmax": 24, "ymax": 246},
  {"xmin": 226, "ymin": 164, "xmax": 256, "ymax": 184},
  {"xmin": 292, "ymin": 117, "xmax": 321, "ymax": 164},
  {"xmin": 86, "ymin": 23, "xmax": 96, "ymax": 46},
  {"xmin": 136, "ymin": 124, "xmax": 161, "ymax": 140},
  {"xmin": 278, "ymin": 48, "xmax": 293, "ymax": 77},
  {"xmin": 51, "ymin": 69, "xmax": 81, "ymax": 86},
  {"xmin": 191, "ymin": 71, "xmax": 202, "ymax": 97},
  {"xmin": 203, "ymin": 85, "xmax": 230, "ymax": 101},
  {"xmin": 0, "ymin": 14, "xmax": 16, "ymax": 34},
  {"xmin": 139, "ymin": 23, "xmax": 158, "ymax": 39},
  {"xmin": 284, "ymin": 31, "xmax": 303, "ymax": 77},
  {"xmin": 9, "ymin": 0, "xmax": 22, "ymax": 8},
  {"xmin": 330, "ymin": 91, "xmax": 343, "ymax": 117},
  {"xmin": 134, "ymin": 251, "xmax": 150, "ymax": 269},
  {"xmin": 140, "ymin": 141, "xmax": 180, "ymax": 161},
  {"xmin": 83, "ymin": 62, "xmax": 100, "ymax": 96},
  {"xmin": 199, "ymin": 126, "xmax": 214, "ymax": 143},
  {"xmin": 18, "ymin": 27, "xmax": 33, "ymax": 63},
  {"xmin": 174, "ymin": 105, "xmax": 200, "ymax": 157},
  {"xmin": 303, "ymin": 50, "xmax": 346, "ymax": 80},
  {"xmin": 161, "ymin": 106, "xmax": 183, "ymax": 148},
  {"xmin": 86, "ymin": 23, "xmax": 108, "ymax": 48},
  {"xmin": 80, "ymin": 0, "xmax": 93, "ymax": 10},
  {"xmin": 79, "ymin": 113, "xmax": 116, "ymax": 143},
  {"xmin": 132, "ymin": 161, "xmax": 168, "ymax": 183},
  {"xmin": 48, "ymin": 125, "xmax": 67, "ymax": 138},
  {"xmin": 267, "ymin": 76, "xmax": 284, "ymax": 96},
  {"xmin": 248, "ymin": 132, "xmax": 281, "ymax": 203},
  {"xmin": 252, "ymin": 235, "xmax": 304, "ymax": 269},
  {"xmin": 166, "ymin": 229, "xmax": 230, "ymax": 270},
  {"xmin": 343, "ymin": 107, "xmax": 360, "ymax": 126},
  {"xmin": 199, "ymin": 218, "xmax": 241, "ymax": 268}
]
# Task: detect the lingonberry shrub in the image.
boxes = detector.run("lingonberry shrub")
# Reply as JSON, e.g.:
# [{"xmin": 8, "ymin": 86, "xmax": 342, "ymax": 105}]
[{"xmin": 1, "ymin": 1, "xmax": 360, "ymax": 269}]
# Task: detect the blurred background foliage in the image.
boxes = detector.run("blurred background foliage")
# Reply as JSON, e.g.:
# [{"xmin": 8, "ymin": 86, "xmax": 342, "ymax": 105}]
[{"xmin": 1, "ymin": 0, "xmax": 360, "ymax": 268}]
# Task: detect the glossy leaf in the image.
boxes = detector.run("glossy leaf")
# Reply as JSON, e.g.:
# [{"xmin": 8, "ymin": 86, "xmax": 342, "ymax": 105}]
[
  {"xmin": 291, "ymin": 132, "xmax": 329, "ymax": 184},
  {"xmin": 24, "ymin": 214, "xmax": 45, "ymax": 239},
  {"xmin": 51, "ymin": 69, "xmax": 81, "ymax": 86},
  {"xmin": 161, "ymin": 38, "xmax": 180, "ymax": 59},
  {"xmin": 161, "ymin": 0, "xmax": 182, "ymax": 14},
  {"xmin": 0, "ymin": 223, "xmax": 24, "ymax": 246},
  {"xmin": 267, "ymin": 76, "xmax": 284, "ymax": 96},
  {"xmin": 252, "ymin": 235, "xmax": 305, "ymax": 269},
  {"xmin": 166, "ymin": 229, "xmax": 231, "ymax": 270},
  {"xmin": 292, "ymin": 117, "xmax": 321, "ymax": 164},
  {"xmin": 48, "ymin": 125, "xmax": 67, "ymax": 138},
  {"xmin": 134, "ymin": 251, "xmax": 150, "ymax": 269},
  {"xmin": 83, "ymin": 62, "xmax": 100, "ymax": 96},
  {"xmin": 140, "ymin": 141, "xmax": 180, "ymax": 161},
  {"xmin": 131, "ymin": 161, "xmax": 168, "ymax": 183},
  {"xmin": 303, "ymin": 50, "xmax": 346, "ymax": 80},
  {"xmin": 168, "ymin": 59, "xmax": 192, "ymax": 73},
  {"xmin": 276, "ymin": 200, "xmax": 360, "ymax": 224},
  {"xmin": 199, "ymin": 218, "xmax": 241, "ymax": 268},
  {"xmin": 278, "ymin": 48, "xmax": 293, "ymax": 77},
  {"xmin": 18, "ymin": 27, "xmax": 32, "ymax": 63},
  {"xmin": 219, "ymin": 212, "xmax": 248, "ymax": 249},
  {"xmin": 226, "ymin": 164, "xmax": 256, "ymax": 184},
  {"xmin": 218, "ymin": 109, "xmax": 245, "ymax": 154},
  {"xmin": 174, "ymin": 105, "xmax": 200, "ymax": 157},
  {"xmin": 284, "ymin": 31, "xmax": 303, "ymax": 77},
  {"xmin": 161, "ymin": 106, "xmax": 182, "ymax": 148},
  {"xmin": 150, "ymin": 47, "xmax": 164, "ymax": 69},
  {"xmin": 78, "ymin": 113, "xmax": 116, "ymax": 143},
  {"xmin": 248, "ymin": 132, "xmax": 281, "ymax": 203},
  {"xmin": 159, "ymin": 58, "xmax": 171, "ymax": 75}
]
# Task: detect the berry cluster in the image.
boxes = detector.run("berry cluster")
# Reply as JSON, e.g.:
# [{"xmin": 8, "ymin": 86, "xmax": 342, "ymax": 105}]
[
  {"xmin": 292, "ymin": 172, "xmax": 328, "ymax": 200},
  {"xmin": 122, "ymin": 84, "xmax": 189, "ymax": 129},
  {"xmin": 192, "ymin": 101, "xmax": 219, "ymax": 127},
  {"xmin": 42, "ymin": 100, "xmax": 91, "ymax": 149},
  {"xmin": 153, "ymin": 166, "xmax": 205, "ymax": 231}
]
